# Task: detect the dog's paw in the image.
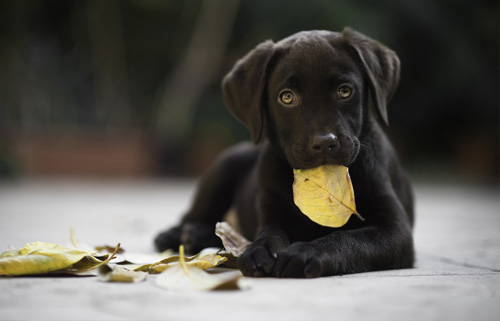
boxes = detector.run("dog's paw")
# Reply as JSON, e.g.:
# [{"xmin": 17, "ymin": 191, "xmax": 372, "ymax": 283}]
[
  {"xmin": 154, "ymin": 222, "xmax": 222, "ymax": 254},
  {"xmin": 154, "ymin": 225, "xmax": 182, "ymax": 252},
  {"xmin": 180, "ymin": 222, "xmax": 223, "ymax": 254},
  {"xmin": 271, "ymin": 242, "xmax": 324, "ymax": 278},
  {"xmin": 238, "ymin": 236, "xmax": 288, "ymax": 277}
]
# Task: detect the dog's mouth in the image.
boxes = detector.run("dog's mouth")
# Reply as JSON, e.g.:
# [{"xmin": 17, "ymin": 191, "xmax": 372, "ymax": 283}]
[
  {"xmin": 292, "ymin": 159, "xmax": 349, "ymax": 170},
  {"xmin": 288, "ymin": 153, "xmax": 353, "ymax": 170},
  {"xmin": 288, "ymin": 139, "xmax": 360, "ymax": 170}
]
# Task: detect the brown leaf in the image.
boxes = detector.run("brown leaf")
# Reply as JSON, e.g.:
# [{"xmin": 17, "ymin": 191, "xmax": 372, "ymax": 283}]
[{"xmin": 215, "ymin": 222, "xmax": 251, "ymax": 257}]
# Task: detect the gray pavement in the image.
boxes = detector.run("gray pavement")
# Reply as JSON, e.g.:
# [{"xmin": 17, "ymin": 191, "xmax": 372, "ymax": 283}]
[{"xmin": 0, "ymin": 178, "xmax": 499, "ymax": 321}]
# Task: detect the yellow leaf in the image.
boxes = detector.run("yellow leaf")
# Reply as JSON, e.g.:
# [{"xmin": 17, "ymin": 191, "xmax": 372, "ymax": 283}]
[
  {"xmin": 98, "ymin": 264, "xmax": 147, "ymax": 283},
  {"xmin": 0, "ymin": 242, "xmax": 120, "ymax": 276},
  {"xmin": 0, "ymin": 246, "xmax": 20, "ymax": 258},
  {"xmin": 65, "ymin": 244, "xmax": 120, "ymax": 274},
  {"xmin": 141, "ymin": 253, "xmax": 198, "ymax": 274},
  {"xmin": 142, "ymin": 250, "xmax": 227, "ymax": 274},
  {"xmin": 155, "ymin": 245, "xmax": 244, "ymax": 291},
  {"xmin": 293, "ymin": 165, "xmax": 364, "ymax": 228},
  {"xmin": 187, "ymin": 253, "xmax": 227, "ymax": 270},
  {"xmin": 134, "ymin": 264, "xmax": 152, "ymax": 272},
  {"xmin": 0, "ymin": 242, "xmax": 93, "ymax": 276}
]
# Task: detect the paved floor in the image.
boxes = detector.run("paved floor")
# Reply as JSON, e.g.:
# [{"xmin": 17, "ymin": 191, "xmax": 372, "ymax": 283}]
[{"xmin": 0, "ymin": 178, "xmax": 498, "ymax": 321}]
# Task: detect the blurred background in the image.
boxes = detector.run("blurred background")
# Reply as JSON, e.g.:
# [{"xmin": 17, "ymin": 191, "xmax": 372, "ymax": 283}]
[{"xmin": 0, "ymin": 0, "xmax": 498, "ymax": 185}]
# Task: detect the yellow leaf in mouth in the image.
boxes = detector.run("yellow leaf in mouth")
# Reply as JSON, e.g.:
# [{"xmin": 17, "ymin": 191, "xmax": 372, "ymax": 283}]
[{"xmin": 293, "ymin": 165, "xmax": 364, "ymax": 228}]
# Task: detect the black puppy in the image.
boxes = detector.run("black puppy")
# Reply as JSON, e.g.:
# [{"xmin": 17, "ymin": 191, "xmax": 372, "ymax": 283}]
[{"xmin": 155, "ymin": 28, "xmax": 414, "ymax": 278}]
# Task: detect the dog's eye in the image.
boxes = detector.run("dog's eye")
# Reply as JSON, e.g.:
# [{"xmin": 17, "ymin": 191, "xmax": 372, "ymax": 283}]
[
  {"xmin": 279, "ymin": 90, "xmax": 296, "ymax": 105},
  {"xmin": 338, "ymin": 86, "xmax": 353, "ymax": 99}
]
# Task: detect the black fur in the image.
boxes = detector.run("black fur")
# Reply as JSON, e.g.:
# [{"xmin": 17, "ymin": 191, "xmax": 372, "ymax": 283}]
[{"xmin": 155, "ymin": 28, "xmax": 414, "ymax": 278}]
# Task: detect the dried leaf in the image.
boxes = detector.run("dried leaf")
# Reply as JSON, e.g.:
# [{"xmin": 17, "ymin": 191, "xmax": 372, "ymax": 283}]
[
  {"xmin": 136, "ymin": 253, "xmax": 198, "ymax": 274},
  {"xmin": 95, "ymin": 245, "xmax": 125, "ymax": 254},
  {"xmin": 215, "ymin": 222, "xmax": 251, "ymax": 257},
  {"xmin": 293, "ymin": 165, "xmax": 364, "ymax": 228},
  {"xmin": 188, "ymin": 253, "xmax": 227, "ymax": 270},
  {"xmin": 142, "ymin": 249, "xmax": 227, "ymax": 274},
  {"xmin": 217, "ymin": 251, "xmax": 239, "ymax": 269},
  {"xmin": 0, "ymin": 242, "xmax": 94, "ymax": 276},
  {"xmin": 0, "ymin": 242, "xmax": 120, "ymax": 276},
  {"xmin": 155, "ymin": 245, "xmax": 244, "ymax": 291},
  {"xmin": 0, "ymin": 246, "xmax": 20, "ymax": 258},
  {"xmin": 98, "ymin": 264, "xmax": 147, "ymax": 283},
  {"xmin": 65, "ymin": 244, "xmax": 120, "ymax": 274}
]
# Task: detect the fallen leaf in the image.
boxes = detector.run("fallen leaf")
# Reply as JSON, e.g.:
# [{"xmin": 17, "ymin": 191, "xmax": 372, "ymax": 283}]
[
  {"xmin": 0, "ymin": 242, "xmax": 120, "ymax": 276},
  {"xmin": 65, "ymin": 245, "xmax": 119, "ymax": 274},
  {"xmin": 0, "ymin": 242, "xmax": 93, "ymax": 276},
  {"xmin": 0, "ymin": 246, "xmax": 19, "ymax": 258},
  {"xmin": 215, "ymin": 222, "xmax": 251, "ymax": 257},
  {"xmin": 95, "ymin": 245, "xmax": 125, "ymax": 254},
  {"xmin": 155, "ymin": 245, "xmax": 244, "ymax": 291},
  {"xmin": 135, "ymin": 253, "xmax": 198, "ymax": 274},
  {"xmin": 187, "ymin": 253, "xmax": 227, "ymax": 270},
  {"xmin": 216, "ymin": 251, "xmax": 239, "ymax": 269},
  {"xmin": 98, "ymin": 264, "xmax": 147, "ymax": 283},
  {"xmin": 141, "ymin": 248, "xmax": 227, "ymax": 274},
  {"xmin": 293, "ymin": 165, "xmax": 364, "ymax": 228}
]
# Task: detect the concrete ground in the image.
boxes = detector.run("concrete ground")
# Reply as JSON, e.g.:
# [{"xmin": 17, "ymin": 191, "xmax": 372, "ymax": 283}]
[{"xmin": 0, "ymin": 178, "xmax": 498, "ymax": 321}]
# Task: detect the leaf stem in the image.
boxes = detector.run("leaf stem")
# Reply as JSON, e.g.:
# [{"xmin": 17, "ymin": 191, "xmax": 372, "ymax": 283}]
[{"xmin": 179, "ymin": 245, "xmax": 190, "ymax": 275}]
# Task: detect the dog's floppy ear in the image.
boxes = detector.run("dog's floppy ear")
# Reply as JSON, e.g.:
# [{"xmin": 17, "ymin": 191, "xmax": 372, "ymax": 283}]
[
  {"xmin": 222, "ymin": 40, "xmax": 275, "ymax": 143},
  {"xmin": 342, "ymin": 28, "xmax": 400, "ymax": 125}
]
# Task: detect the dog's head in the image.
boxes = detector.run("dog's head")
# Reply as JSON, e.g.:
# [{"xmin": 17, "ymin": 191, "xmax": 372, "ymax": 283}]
[{"xmin": 222, "ymin": 28, "xmax": 400, "ymax": 169}]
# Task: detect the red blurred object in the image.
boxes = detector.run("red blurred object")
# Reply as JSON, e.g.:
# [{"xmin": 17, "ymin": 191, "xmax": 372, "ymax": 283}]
[{"xmin": 11, "ymin": 131, "xmax": 156, "ymax": 177}]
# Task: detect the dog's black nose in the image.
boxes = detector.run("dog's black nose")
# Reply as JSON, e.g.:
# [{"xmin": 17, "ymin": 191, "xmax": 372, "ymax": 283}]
[{"xmin": 311, "ymin": 134, "xmax": 338, "ymax": 153}]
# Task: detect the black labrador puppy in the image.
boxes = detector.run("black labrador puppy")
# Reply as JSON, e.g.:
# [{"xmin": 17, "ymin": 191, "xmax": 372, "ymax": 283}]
[{"xmin": 155, "ymin": 28, "xmax": 415, "ymax": 278}]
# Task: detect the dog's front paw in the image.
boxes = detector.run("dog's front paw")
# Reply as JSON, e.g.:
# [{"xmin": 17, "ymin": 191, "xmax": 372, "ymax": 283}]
[
  {"xmin": 154, "ymin": 225, "xmax": 182, "ymax": 252},
  {"xmin": 238, "ymin": 236, "xmax": 288, "ymax": 277},
  {"xmin": 154, "ymin": 222, "xmax": 222, "ymax": 254},
  {"xmin": 180, "ymin": 222, "xmax": 223, "ymax": 254},
  {"xmin": 272, "ymin": 242, "xmax": 324, "ymax": 278}
]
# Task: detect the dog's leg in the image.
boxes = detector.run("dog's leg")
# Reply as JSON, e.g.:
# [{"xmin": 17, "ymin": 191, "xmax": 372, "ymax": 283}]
[
  {"xmin": 271, "ymin": 198, "xmax": 414, "ymax": 278},
  {"xmin": 237, "ymin": 143, "xmax": 295, "ymax": 276},
  {"xmin": 240, "ymin": 197, "xmax": 414, "ymax": 278},
  {"xmin": 155, "ymin": 142, "xmax": 260, "ymax": 254}
]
